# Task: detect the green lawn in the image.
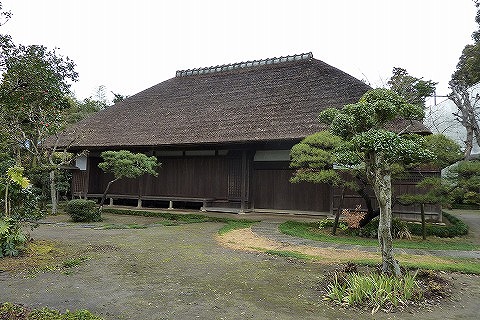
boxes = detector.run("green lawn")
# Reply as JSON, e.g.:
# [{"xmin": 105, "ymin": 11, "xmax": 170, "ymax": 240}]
[
  {"xmin": 279, "ymin": 220, "xmax": 480, "ymax": 251},
  {"xmin": 102, "ymin": 208, "xmax": 258, "ymax": 234}
]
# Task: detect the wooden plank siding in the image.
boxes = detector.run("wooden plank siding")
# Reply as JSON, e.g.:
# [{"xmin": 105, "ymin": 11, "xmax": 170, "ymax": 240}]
[
  {"xmin": 84, "ymin": 155, "xmax": 231, "ymax": 200},
  {"xmin": 73, "ymin": 153, "xmax": 330, "ymax": 213},
  {"xmin": 252, "ymin": 168, "xmax": 330, "ymax": 212},
  {"xmin": 143, "ymin": 157, "xmax": 229, "ymax": 198},
  {"xmin": 70, "ymin": 152, "xmax": 440, "ymax": 219}
]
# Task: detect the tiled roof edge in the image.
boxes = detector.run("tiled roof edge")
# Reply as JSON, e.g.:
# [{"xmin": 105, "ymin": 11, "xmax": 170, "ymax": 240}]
[{"xmin": 175, "ymin": 52, "xmax": 313, "ymax": 77}]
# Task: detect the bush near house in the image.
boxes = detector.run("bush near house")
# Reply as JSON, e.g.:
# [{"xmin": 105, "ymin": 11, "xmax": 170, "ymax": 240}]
[
  {"xmin": 359, "ymin": 211, "xmax": 468, "ymax": 238},
  {"xmin": 65, "ymin": 199, "xmax": 101, "ymax": 222},
  {"xmin": 407, "ymin": 211, "xmax": 468, "ymax": 238}
]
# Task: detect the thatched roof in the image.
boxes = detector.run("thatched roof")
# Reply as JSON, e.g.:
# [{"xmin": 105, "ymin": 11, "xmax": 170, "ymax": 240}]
[{"xmin": 56, "ymin": 53, "xmax": 426, "ymax": 150}]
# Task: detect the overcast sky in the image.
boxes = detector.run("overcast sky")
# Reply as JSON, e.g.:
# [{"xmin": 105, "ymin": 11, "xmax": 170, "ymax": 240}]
[{"xmin": 1, "ymin": 0, "xmax": 476, "ymax": 104}]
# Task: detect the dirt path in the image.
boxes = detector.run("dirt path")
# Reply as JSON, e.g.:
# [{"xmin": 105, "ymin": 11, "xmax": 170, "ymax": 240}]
[{"xmin": 1, "ymin": 213, "xmax": 479, "ymax": 319}]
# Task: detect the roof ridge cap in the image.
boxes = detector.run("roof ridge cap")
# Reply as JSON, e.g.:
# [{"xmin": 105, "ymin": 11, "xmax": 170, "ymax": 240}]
[{"xmin": 175, "ymin": 52, "xmax": 313, "ymax": 77}]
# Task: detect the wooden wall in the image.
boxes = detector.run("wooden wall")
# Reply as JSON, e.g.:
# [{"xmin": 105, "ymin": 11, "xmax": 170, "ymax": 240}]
[
  {"xmin": 77, "ymin": 152, "xmax": 331, "ymax": 213},
  {"xmin": 72, "ymin": 151, "xmax": 441, "ymax": 219},
  {"xmin": 86, "ymin": 156, "xmax": 230, "ymax": 199},
  {"xmin": 252, "ymin": 167, "xmax": 330, "ymax": 212}
]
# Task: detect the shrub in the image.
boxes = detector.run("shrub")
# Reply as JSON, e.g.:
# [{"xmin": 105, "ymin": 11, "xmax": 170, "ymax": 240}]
[
  {"xmin": 317, "ymin": 219, "xmax": 348, "ymax": 231},
  {"xmin": 0, "ymin": 217, "xmax": 27, "ymax": 257},
  {"xmin": 66, "ymin": 199, "xmax": 101, "ymax": 222},
  {"xmin": 358, "ymin": 217, "xmax": 410, "ymax": 239},
  {"xmin": 407, "ymin": 211, "xmax": 468, "ymax": 238},
  {"xmin": 359, "ymin": 211, "xmax": 468, "ymax": 238}
]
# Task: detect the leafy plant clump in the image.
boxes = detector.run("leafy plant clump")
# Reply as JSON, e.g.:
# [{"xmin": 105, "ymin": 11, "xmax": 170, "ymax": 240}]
[
  {"xmin": 62, "ymin": 256, "xmax": 89, "ymax": 268},
  {"xmin": 0, "ymin": 302, "xmax": 103, "ymax": 320},
  {"xmin": 0, "ymin": 217, "xmax": 27, "ymax": 257},
  {"xmin": 65, "ymin": 199, "xmax": 101, "ymax": 222},
  {"xmin": 323, "ymin": 263, "xmax": 451, "ymax": 314},
  {"xmin": 324, "ymin": 270, "xmax": 421, "ymax": 313}
]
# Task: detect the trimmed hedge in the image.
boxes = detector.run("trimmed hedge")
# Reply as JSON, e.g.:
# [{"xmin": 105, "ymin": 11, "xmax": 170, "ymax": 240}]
[
  {"xmin": 66, "ymin": 199, "xmax": 101, "ymax": 222},
  {"xmin": 407, "ymin": 211, "xmax": 468, "ymax": 238},
  {"xmin": 359, "ymin": 211, "xmax": 469, "ymax": 238}
]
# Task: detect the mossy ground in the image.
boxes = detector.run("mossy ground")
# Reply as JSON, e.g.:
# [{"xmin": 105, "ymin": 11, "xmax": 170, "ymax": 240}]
[{"xmin": 1, "ymin": 212, "xmax": 479, "ymax": 319}]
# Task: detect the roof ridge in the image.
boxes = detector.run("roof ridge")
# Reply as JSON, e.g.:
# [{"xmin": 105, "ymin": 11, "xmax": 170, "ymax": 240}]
[{"xmin": 175, "ymin": 52, "xmax": 313, "ymax": 77}]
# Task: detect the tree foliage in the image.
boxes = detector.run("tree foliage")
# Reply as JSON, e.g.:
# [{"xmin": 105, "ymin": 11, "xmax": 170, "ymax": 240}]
[
  {"xmin": 99, "ymin": 150, "xmax": 159, "ymax": 180},
  {"xmin": 388, "ymin": 67, "xmax": 436, "ymax": 108},
  {"xmin": 98, "ymin": 150, "xmax": 159, "ymax": 208},
  {"xmin": 0, "ymin": 40, "xmax": 78, "ymax": 165},
  {"xmin": 291, "ymin": 88, "xmax": 433, "ymax": 276},
  {"xmin": 0, "ymin": 29, "xmax": 83, "ymax": 215},
  {"xmin": 290, "ymin": 131, "xmax": 343, "ymax": 186},
  {"xmin": 0, "ymin": 2, "xmax": 11, "ymax": 26},
  {"xmin": 395, "ymin": 134, "xmax": 462, "ymax": 207},
  {"xmin": 447, "ymin": 160, "xmax": 480, "ymax": 206},
  {"xmin": 63, "ymin": 96, "xmax": 107, "ymax": 125}
]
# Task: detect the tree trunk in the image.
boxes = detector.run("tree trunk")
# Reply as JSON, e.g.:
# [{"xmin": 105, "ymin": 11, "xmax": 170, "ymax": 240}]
[
  {"xmin": 355, "ymin": 178, "xmax": 379, "ymax": 227},
  {"xmin": 99, "ymin": 178, "xmax": 119, "ymax": 209},
  {"xmin": 450, "ymin": 86, "xmax": 479, "ymax": 160},
  {"xmin": 49, "ymin": 170, "xmax": 58, "ymax": 215},
  {"xmin": 332, "ymin": 186, "xmax": 345, "ymax": 235},
  {"xmin": 420, "ymin": 203, "xmax": 426, "ymax": 240},
  {"xmin": 464, "ymin": 124, "xmax": 474, "ymax": 159},
  {"xmin": 368, "ymin": 154, "xmax": 401, "ymax": 276}
]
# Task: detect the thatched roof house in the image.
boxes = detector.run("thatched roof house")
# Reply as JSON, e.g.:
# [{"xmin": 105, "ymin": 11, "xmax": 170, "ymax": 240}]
[
  {"xmin": 61, "ymin": 53, "xmax": 372, "ymax": 148},
  {"xmin": 64, "ymin": 53, "xmax": 438, "ymax": 219}
]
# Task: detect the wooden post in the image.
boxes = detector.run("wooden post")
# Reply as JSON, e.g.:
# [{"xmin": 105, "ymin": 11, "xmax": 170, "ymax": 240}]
[
  {"xmin": 332, "ymin": 186, "xmax": 345, "ymax": 236},
  {"xmin": 84, "ymin": 158, "xmax": 90, "ymax": 199},
  {"xmin": 109, "ymin": 198, "xmax": 113, "ymax": 206},
  {"xmin": 240, "ymin": 150, "xmax": 247, "ymax": 214}
]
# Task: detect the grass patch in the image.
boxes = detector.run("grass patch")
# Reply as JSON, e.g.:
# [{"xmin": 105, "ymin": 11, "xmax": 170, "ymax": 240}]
[
  {"xmin": 103, "ymin": 208, "xmax": 230, "ymax": 223},
  {"xmin": 0, "ymin": 240, "xmax": 67, "ymax": 273},
  {"xmin": 62, "ymin": 256, "xmax": 89, "ymax": 268},
  {"xmin": 399, "ymin": 258, "xmax": 480, "ymax": 274},
  {"xmin": 0, "ymin": 302, "xmax": 103, "ymax": 320},
  {"xmin": 353, "ymin": 256, "xmax": 480, "ymax": 274},
  {"xmin": 217, "ymin": 220, "xmax": 257, "ymax": 235},
  {"xmin": 103, "ymin": 207, "xmax": 258, "ymax": 233},
  {"xmin": 262, "ymin": 249, "xmax": 317, "ymax": 261},
  {"xmin": 279, "ymin": 220, "xmax": 480, "ymax": 251},
  {"xmin": 252, "ymin": 247, "xmax": 480, "ymax": 274}
]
